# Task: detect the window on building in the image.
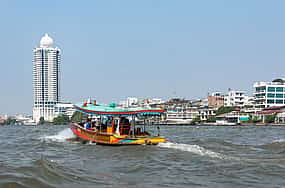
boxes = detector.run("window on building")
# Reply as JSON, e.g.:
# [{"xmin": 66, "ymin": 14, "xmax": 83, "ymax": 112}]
[
  {"xmin": 256, "ymin": 87, "xmax": 266, "ymax": 92},
  {"xmin": 256, "ymin": 93, "xmax": 266, "ymax": 98},
  {"xmin": 276, "ymin": 100, "xmax": 283, "ymax": 104},
  {"xmin": 267, "ymin": 99, "xmax": 275, "ymax": 104},
  {"xmin": 276, "ymin": 87, "xmax": 284, "ymax": 92},
  {"xmin": 268, "ymin": 87, "xmax": 275, "ymax": 92},
  {"xmin": 276, "ymin": 94, "xmax": 283, "ymax": 98},
  {"xmin": 267, "ymin": 93, "xmax": 275, "ymax": 98}
]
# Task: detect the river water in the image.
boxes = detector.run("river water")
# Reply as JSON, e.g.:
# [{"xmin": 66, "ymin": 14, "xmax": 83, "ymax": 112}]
[{"xmin": 0, "ymin": 125, "xmax": 285, "ymax": 188}]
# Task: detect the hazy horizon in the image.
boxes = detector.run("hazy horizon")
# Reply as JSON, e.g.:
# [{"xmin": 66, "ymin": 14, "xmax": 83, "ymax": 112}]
[{"xmin": 1, "ymin": 0, "xmax": 285, "ymax": 115}]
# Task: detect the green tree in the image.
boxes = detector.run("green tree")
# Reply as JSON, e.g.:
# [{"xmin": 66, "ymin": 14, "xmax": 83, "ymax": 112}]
[
  {"xmin": 265, "ymin": 114, "xmax": 276, "ymax": 124},
  {"xmin": 71, "ymin": 111, "xmax": 85, "ymax": 122},
  {"xmin": 215, "ymin": 107, "xmax": 236, "ymax": 116},
  {"xmin": 206, "ymin": 115, "xmax": 216, "ymax": 123},
  {"xmin": 247, "ymin": 115, "xmax": 261, "ymax": 123},
  {"xmin": 38, "ymin": 117, "xmax": 46, "ymax": 125},
  {"xmin": 4, "ymin": 118, "xmax": 17, "ymax": 125},
  {"xmin": 191, "ymin": 116, "xmax": 201, "ymax": 124},
  {"xmin": 53, "ymin": 114, "xmax": 70, "ymax": 125}
]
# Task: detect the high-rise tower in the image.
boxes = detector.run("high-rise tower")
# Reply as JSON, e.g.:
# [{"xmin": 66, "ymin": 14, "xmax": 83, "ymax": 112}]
[{"xmin": 33, "ymin": 34, "xmax": 61, "ymax": 123}]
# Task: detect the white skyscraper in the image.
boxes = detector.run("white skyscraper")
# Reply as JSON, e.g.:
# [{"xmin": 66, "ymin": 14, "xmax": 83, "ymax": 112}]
[{"xmin": 33, "ymin": 34, "xmax": 61, "ymax": 123}]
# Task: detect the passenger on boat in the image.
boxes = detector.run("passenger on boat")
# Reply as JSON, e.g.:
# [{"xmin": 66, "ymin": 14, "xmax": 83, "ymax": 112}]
[
  {"xmin": 95, "ymin": 122, "xmax": 101, "ymax": 131},
  {"xmin": 91, "ymin": 121, "xmax": 96, "ymax": 128},
  {"xmin": 101, "ymin": 122, "xmax": 107, "ymax": 131},
  {"xmin": 84, "ymin": 119, "xmax": 91, "ymax": 129},
  {"xmin": 85, "ymin": 120, "xmax": 96, "ymax": 131}
]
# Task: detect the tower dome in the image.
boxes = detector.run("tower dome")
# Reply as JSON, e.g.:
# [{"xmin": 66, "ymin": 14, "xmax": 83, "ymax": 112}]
[{"xmin": 40, "ymin": 33, "xmax": 53, "ymax": 47}]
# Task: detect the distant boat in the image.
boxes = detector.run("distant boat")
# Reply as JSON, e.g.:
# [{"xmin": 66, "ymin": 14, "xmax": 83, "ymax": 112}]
[{"xmin": 69, "ymin": 101, "xmax": 166, "ymax": 145}]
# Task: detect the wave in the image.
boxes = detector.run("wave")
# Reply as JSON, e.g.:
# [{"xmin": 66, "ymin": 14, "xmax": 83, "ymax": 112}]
[
  {"xmin": 41, "ymin": 128, "xmax": 76, "ymax": 142},
  {"xmin": 273, "ymin": 138, "xmax": 285, "ymax": 143},
  {"xmin": 259, "ymin": 140, "xmax": 285, "ymax": 150},
  {"xmin": 158, "ymin": 142, "xmax": 234, "ymax": 160}
]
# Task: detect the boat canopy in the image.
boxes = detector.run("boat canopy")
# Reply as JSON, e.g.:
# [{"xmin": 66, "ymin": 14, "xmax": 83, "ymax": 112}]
[{"xmin": 73, "ymin": 103, "xmax": 165, "ymax": 116}]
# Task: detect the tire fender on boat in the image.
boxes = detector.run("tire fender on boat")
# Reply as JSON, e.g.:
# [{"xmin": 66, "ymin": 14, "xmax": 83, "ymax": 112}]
[{"xmin": 145, "ymin": 139, "xmax": 152, "ymax": 145}]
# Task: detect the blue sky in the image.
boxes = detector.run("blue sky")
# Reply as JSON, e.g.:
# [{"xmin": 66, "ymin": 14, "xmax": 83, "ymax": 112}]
[{"xmin": 1, "ymin": 0, "xmax": 285, "ymax": 115}]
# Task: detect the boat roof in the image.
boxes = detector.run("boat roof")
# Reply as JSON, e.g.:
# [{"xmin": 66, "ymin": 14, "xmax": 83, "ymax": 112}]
[{"xmin": 73, "ymin": 103, "xmax": 165, "ymax": 116}]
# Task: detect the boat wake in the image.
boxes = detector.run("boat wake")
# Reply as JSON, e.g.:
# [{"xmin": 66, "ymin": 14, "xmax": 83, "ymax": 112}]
[
  {"xmin": 158, "ymin": 142, "xmax": 233, "ymax": 160},
  {"xmin": 41, "ymin": 128, "xmax": 76, "ymax": 142}
]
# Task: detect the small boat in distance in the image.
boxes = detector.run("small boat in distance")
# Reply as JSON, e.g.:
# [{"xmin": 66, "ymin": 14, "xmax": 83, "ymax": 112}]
[{"xmin": 69, "ymin": 101, "xmax": 166, "ymax": 145}]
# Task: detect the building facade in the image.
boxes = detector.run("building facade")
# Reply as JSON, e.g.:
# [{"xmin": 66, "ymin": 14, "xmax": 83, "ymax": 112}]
[
  {"xmin": 254, "ymin": 79, "xmax": 285, "ymax": 109},
  {"xmin": 224, "ymin": 90, "xmax": 246, "ymax": 107},
  {"xmin": 162, "ymin": 98, "xmax": 198, "ymax": 124},
  {"xmin": 139, "ymin": 98, "xmax": 164, "ymax": 108},
  {"xmin": 54, "ymin": 103, "xmax": 75, "ymax": 119},
  {"xmin": 208, "ymin": 92, "xmax": 224, "ymax": 108},
  {"xmin": 33, "ymin": 34, "xmax": 61, "ymax": 123}
]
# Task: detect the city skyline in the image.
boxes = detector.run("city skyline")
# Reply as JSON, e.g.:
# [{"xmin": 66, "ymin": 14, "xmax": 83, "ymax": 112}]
[{"xmin": 1, "ymin": 0, "xmax": 285, "ymax": 115}]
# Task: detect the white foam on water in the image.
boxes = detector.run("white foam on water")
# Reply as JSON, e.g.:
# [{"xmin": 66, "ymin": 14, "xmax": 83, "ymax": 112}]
[
  {"xmin": 41, "ymin": 128, "xmax": 76, "ymax": 142},
  {"xmin": 87, "ymin": 141, "xmax": 97, "ymax": 145},
  {"xmin": 273, "ymin": 139, "xmax": 285, "ymax": 143},
  {"xmin": 158, "ymin": 142, "xmax": 231, "ymax": 160}
]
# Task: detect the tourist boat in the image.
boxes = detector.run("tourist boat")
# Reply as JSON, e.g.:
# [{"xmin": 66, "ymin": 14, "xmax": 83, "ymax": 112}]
[{"xmin": 69, "ymin": 101, "xmax": 166, "ymax": 145}]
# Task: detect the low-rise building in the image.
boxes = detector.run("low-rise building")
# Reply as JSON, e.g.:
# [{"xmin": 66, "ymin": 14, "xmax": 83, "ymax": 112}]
[
  {"xmin": 254, "ymin": 78, "xmax": 285, "ymax": 109},
  {"xmin": 163, "ymin": 98, "xmax": 197, "ymax": 124},
  {"xmin": 208, "ymin": 92, "xmax": 224, "ymax": 108},
  {"xmin": 140, "ymin": 98, "xmax": 164, "ymax": 108},
  {"xmin": 198, "ymin": 107, "xmax": 215, "ymax": 121},
  {"xmin": 255, "ymin": 105, "xmax": 285, "ymax": 123},
  {"xmin": 126, "ymin": 97, "xmax": 139, "ymax": 107},
  {"xmin": 216, "ymin": 111, "xmax": 250, "ymax": 125},
  {"xmin": 224, "ymin": 90, "xmax": 246, "ymax": 107},
  {"xmin": 54, "ymin": 102, "xmax": 75, "ymax": 119}
]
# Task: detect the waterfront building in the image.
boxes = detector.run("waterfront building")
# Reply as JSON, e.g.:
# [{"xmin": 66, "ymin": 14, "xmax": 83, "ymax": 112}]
[
  {"xmin": 239, "ymin": 96, "xmax": 258, "ymax": 113},
  {"xmin": 163, "ymin": 98, "xmax": 198, "ymax": 124},
  {"xmin": 224, "ymin": 90, "xmax": 246, "ymax": 107},
  {"xmin": 192, "ymin": 98, "xmax": 208, "ymax": 108},
  {"xmin": 54, "ymin": 102, "xmax": 75, "ymax": 119},
  {"xmin": 139, "ymin": 98, "xmax": 164, "ymax": 108},
  {"xmin": 256, "ymin": 106, "xmax": 285, "ymax": 123},
  {"xmin": 118, "ymin": 97, "xmax": 138, "ymax": 108},
  {"xmin": 208, "ymin": 92, "xmax": 224, "ymax": 108},
  {"xmin": 126, "ymin": 97, "xmax": 138, "ymax": 107},
  {"xmin": 253, "ymin": 78, "xmax": 285, "ymax": 109},
  {"xmin": 215, "ymin": 111, "xmax": 250, "ymax": 125},
  {"xmin": 33, "ymin": 34, "xmax": 61, "ymax": 123},
  {"xmin": 243, "ymin": 96, "xmax": 255, "ymax": 106},
  {"xmin": 198, "ymin": 107, "xmax": 215, "ymax": 121},
  {"xmin": 13, "ymin": 114, "xmax": 34, "ymax": 125},
  {"xmin": 119, "ymin": 97, "xmax": 164, "ymax": 108},
  {"xmin": 118, "ymin": 100, "xmax": 127, "ymax": 107}
]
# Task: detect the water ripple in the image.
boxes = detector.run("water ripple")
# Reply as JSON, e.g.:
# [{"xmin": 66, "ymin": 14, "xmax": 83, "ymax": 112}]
[{"xmin": 1, "ymin": 125, "xmax": 285, "ymax": 188}]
